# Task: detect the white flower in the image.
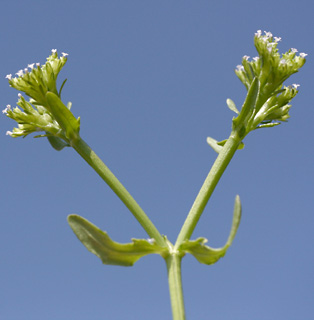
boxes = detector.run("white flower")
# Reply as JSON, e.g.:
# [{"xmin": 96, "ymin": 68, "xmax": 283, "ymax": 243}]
[
  {"xmin": 279, "ymin": 59, "xmax": 287, "ymax": 65},
  {"xmin": 292, "ymin": 84, "xmax": 300, "ymax": 89},
  {"xmin": 5, "ymin": 74, "xmax": 12, "ymax": 80},
  {"xmin": 243, "ymin": 55, "xmax": 250, "ymax": 60},
  {"xmin": 255, "ymin": 30, "xmax": 262, "ymax": 37},
  {"xmin": 16, "ymin": 69, "xmax": 24, "ymax": 77},
  {"xmin": 28, "ymin": 63, "xmax": 35, "ymax": 69},
  {"xmin": 6, "ymin": 131, "xmax": 12, "ymax": 136},
  {"xmin": 300, "ymin": 53, "xmax": 308, "ymax": 58},
  {"xmin": 236, "ymin": 65, "xmax": 244, "ymax": 71},
  {"xmin": 18, "ymin": 93, "xmax": 22, "ymax": 98},
  {"xmin": 291, "ymin": 48, "xmax": 298, "ymax": 53},
  {"xmin": 36, "ymin": 62, "xmax": 40, "ymax": 67},
  {"xmin": 253, "ymin": 57, "xmax": 259, "ymax": 62},
  {"xmin": 274, "ymin": 37, "xmax": 281, "ymax": 42},
  {"xmin": 24, "ymin": 68, "xmax": 29, "ymax": 74},
  {"xmin": 2, "ymin": 105, "xmax": 11, "ymax": 114},
  {"xmin": 264, "ymin": 31, "xmax": 273, "ymax": 38},
  {"xmin": 61, "ymin": 52, "xmax": 68, "ymax": 57},
  {"xmin": 51, "ymin": 49, "xmax": 57, "ymax": 53}
]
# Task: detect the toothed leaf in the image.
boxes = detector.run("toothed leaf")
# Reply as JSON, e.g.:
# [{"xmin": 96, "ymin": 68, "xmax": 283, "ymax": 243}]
[
  {"xmin": 179, "ymin": 195, "xmax": 241, "ymax": 265},
  {"xmin": 68, "ymin": 214, "xmax": 168, "ymax": 266}
]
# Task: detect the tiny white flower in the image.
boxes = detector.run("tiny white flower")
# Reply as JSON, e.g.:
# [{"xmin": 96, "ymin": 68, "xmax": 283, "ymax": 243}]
[
  {"xmin": 16, "ymin": 69, "xmax": 24, "ymax": 77},
  {"xmin": 291, "ymin": 48, "xmax": 298, "ymax": 53},
  {"xmin": 51, "ymin": 49, "xmax": 57, "ymax": 53},
  {"xmin": 6, "ymin": 131, "xmax": 12, "ymax": 136},
  {"xmin": 5, "ymin": 74, "xmax": 12, "ymax": 80},
  {"xmin": 292, "ymin": 84, "xmax": 300, "ymax": 89},
  {"xmin": 253, "ymin": 56, "xmax": 259, "ymax": 61},
  {"xmin": 2, "ymin": 105, "xmax": 11, "ymax": 114},
  {"xmin": 300, "ymin": 53, "xmax": 308, "ymax": 58},
  {"xmin": 36, "ymin": 62, "xmax": 40, "ymax": 67},
  {"xmin": 255, "ymin": 30, "xmax": 262, "ymax": 37},
  {"xmin": 279, "ymin": 59, "xmax": 287, "ymax": 65},
  {"xmin": 236, "ymin": 65, "xmax": 244, "ymax": 71},
  {"xmin": 61, "ymin": 52, "xmax": 68, "ymax": 57},
  {"xmin": 24, "ymin": 68, "xmax": 29, "ymax": 74},
  {"xmin": 28, "ymin": 63, "xmax": 35, "ymax": 69},
  {"xmin": 264, "ymin": 31, "xmax": 273, "ymax": 38},
  {"xmin": 243, "ymin": 55, "xmax": 250, "ymax": 60},
  {"xmin": 274, "ymin": 37, "xmax": 281, "ymax": 42},
  {"xmin": 18, "ymin": 93, "xmax": 22, "ymax": 98}
]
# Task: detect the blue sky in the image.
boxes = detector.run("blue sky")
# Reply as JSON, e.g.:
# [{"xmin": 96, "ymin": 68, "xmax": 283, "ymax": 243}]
[{"xmin": 1, "ymin": 1, "xmax": 313, "ymax": 319}]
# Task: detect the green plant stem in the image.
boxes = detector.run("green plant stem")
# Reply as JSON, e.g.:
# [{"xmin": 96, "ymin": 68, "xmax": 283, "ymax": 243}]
[
  {"xmin": 166, "ymin": 253, "xmax": 185, "ymax": 320},
  {"xmin": 175, "ymin": 130, "xmax": 242, "ymax": 248},
  {"xmin": 71, "ymin": 136, "xmax": 166, "ymax": 247}
]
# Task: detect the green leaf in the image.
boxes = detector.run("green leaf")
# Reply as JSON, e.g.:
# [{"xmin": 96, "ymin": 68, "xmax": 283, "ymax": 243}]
[
  {"xmin": 226, "ymin": 98, "xmax": 239, "ymax": 114},
  {"xmin": 46, "ymin": 135, "xmax": 70, "ymax": 151},
  {"xmin": 46, "ymin": 92, "xmax": 80, "ymax": 141},
  {"xmin": 68, "ymin": 214, "xmax": 168, "ymax": 266},
  {"xmin": 207, "ymin": 137, "xmax": 244, "ymax": 154},
  {"xmin": 179, "ymin": 195, "xmax": 241, "ymax": 265},
  {"xmin": 206, "ymin": 136, "xmax": 224, "ymax": 153},
  {"xmin": 232, "ymin": 77, "xmax": 260, "ymax": 134}
]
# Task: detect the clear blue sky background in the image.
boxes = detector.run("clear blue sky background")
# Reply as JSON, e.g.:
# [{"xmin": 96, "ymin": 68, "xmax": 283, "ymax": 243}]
[{"xmin": 1, "ymin": 1, "xmax": 313, "ymax": 319}]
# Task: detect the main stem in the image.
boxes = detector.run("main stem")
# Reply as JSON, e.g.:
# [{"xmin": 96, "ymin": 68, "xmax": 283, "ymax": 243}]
[
  {"xmin": 175, "ymin": 130, "xmax": 242, "ymax": 248},
  {"xmin": 166, "ymin": 253, "xmax": 185, "ymax": 320},
  {"xmin": 71, "ymin": 136, "xmax": 166, "ymax": 247}
]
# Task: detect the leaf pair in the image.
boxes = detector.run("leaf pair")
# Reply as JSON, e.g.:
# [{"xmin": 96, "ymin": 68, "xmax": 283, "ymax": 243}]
[{"xmin": 68, "ymin": 196, "xmax": 241, "ymax": 266}]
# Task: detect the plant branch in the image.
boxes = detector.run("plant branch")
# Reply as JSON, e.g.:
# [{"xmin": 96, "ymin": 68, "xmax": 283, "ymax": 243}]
[
  {"xmin": 71, "ymin": 136, "xmax": 166, "ymax": 247},
  {"xmin": 175, "ymin": 130, "xmax": 242, "ymax": 248}
]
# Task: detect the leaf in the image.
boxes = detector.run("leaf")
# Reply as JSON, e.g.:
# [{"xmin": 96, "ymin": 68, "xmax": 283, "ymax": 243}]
[
  {"xmin": 207, "ymin": 137, "xmax": 244, "ymax": 154},
  {"xmin": 206, "ymin": 136, "xmax": 224, "ymax": 153},
  {"xmin": 46, "ymin": 92, "xmax": 80, "ymax": 141},
  {"xmin": 46, "ymin": 135, "xmax": 70, "ymax": 151},
  {"xmin": 179, "ymin": 195, "xmax": 241, "ymax": 265},
  {"xmin": 232, "ymin": 77, "xmax": 260, "ymax": 132},
  {"xmin": 68, "ymin": 214, "xmax": 168, "ymax": 266},
  {"xmin": 226, "ymin": 98, "xmax": 239, "ymax": 114}
]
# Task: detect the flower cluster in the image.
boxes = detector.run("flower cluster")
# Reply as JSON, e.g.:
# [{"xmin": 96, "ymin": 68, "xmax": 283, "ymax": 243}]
[
  {"xmin": 5, "ymin": 49, "xmax": 68, "ymax": 107},
  {"xmin": 3, "ymin": 50, "xmax": 76, "ymax": 149},
  {"xmin": 231, "ymin": 30, "xmax": 307, "ymax": 135},
  {"xmin": 3, "ymin": 93, "xmax": 65, "ymax": 139}
]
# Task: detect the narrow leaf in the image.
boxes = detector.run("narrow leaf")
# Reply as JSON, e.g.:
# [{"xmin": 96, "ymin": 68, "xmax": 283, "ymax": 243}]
[
  {"xmin": 68, "ymin": 214, "xmax": 168, "ymax": 266},
  {"xmin": 233, "ymin": 77, "xmax": 260, "ymax": 130},
  {"xmin": 206, "ymin": 136, "xmax": 223, "ymax": 153},
  {"xmin": 207, "ymin": 137, "xmax": 244, "ymax": 154},
  {"xmin": 46, "ymin": 92, "xmax": 80, "ymax": 141},
  {"xmin": 179, "ymin": 195, "xmax": 241, "ymax": 265},
  {"xmin": 226, "ymin": 98, "xmax": 239, "ymax": 114}
]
